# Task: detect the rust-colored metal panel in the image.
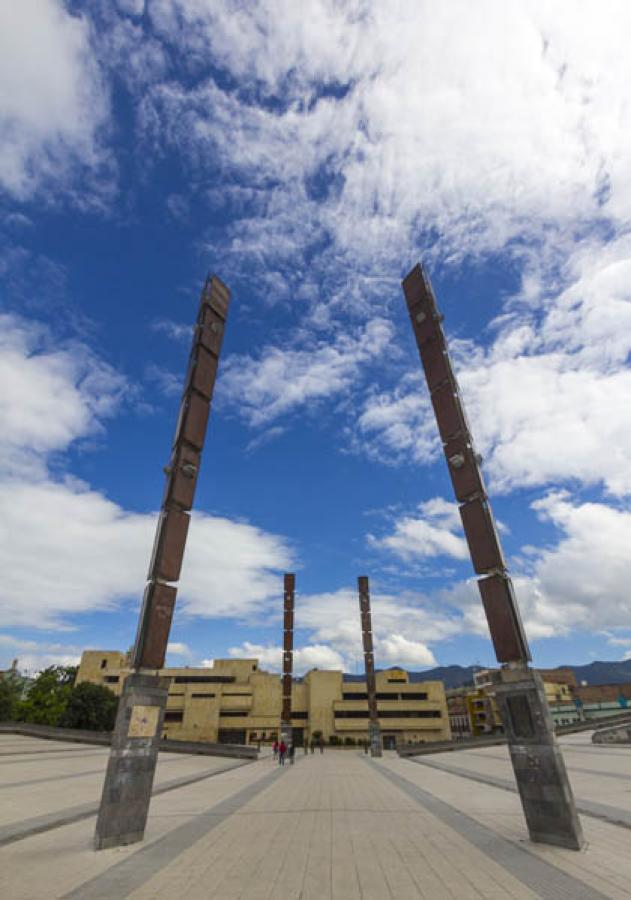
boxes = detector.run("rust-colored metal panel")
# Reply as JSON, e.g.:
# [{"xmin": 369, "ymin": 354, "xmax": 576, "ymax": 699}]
[
  {"xmin": 136, "ymin": 582, "xmax": 178, "ymax": 669},
  {"xmin": 459, "ymin": 498, "xmax": 505, "ymax": 574},
  {"xmin": 189, "ymin": 345, "xmax": 218, "ymax": 401},
  {"xmin": 204, "ymin": 278, "xmax": 230, "ymax": 319},
  {"xmin": 402, "ymin": 263, "xmax": 437, "ymax": 313},
  {"xmin": 281, "ymin": 573, "xmax": 295, "ymax": 723},
  {"xmin": 284, "ymin": 573, "xmax": 296, "ymax": 592},
  {"xmin": 478, "ymin": 575, "xmax": 531, "ymax": 662},
  {"xmin": 402, "ymin": 263, "xmax": 425, "ymax": 308},
  {"xmin": 419, "ymin": 337, "xmax": 451, "ymax": 392},
  {"xmin": 443, "ymin": 436, "xmax": 485, "ymax": 501},
  {"xmin": 180, "ymin": 392, "xmax": 210, "ymax": 450},
  {"xmin": 409, "ymin": 302, "xmax": 439, "ymax": 346},
  {"xmin": 197, "ymin": 313, "xmax": 224, "ymax": 356},
  {"xmin": 150, "ymin": 508, "xmax": 190, "ymax": 582},
  {"xmin": 431, "ymin": 382, "xmax": 467, "ymax": 442},
  {"xmin": 164, "ymin": 445, "xmax": 200, "ymax": 511}
]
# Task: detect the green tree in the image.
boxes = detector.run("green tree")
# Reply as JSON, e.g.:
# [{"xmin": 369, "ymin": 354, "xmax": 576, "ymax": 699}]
[
  {"xmin": 61, "ymin": 682, "xmax": 119, "ymax": 731},
  {"xmin": 0, "ymin": 670, "xmax": 26, "ymax": 721},
  {"xmin": 15, "ymin": 665, "xmax": 77, "ymax": 726}
]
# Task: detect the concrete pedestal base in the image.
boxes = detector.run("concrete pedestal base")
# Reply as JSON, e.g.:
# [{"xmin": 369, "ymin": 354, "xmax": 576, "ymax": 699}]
[
  {"xmin": 369, "ymin": 722, "xmax": 383, "ymax": 758},
  {"xmin": 94, "ymin": 673, "xmax": 169, "ymax": 850},
  {"xmin": 491, "ymin": 666, "xmax": 584, "ymax": 850}
]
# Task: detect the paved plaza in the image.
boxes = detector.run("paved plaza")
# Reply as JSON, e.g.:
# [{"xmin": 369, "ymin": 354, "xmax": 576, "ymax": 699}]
[{"xmin": 1, "ymin": 732, "xmax": 630, "ymax": 899}]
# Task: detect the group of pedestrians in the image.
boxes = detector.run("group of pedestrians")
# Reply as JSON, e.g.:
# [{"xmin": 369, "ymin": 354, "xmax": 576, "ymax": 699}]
[
  {"xmin": 272, "ymin": 739, "xmax": 295, "ymax": 765},
  {"xmin": 272, "ymin": 735, "xmax": 325, "ymax": 764}
]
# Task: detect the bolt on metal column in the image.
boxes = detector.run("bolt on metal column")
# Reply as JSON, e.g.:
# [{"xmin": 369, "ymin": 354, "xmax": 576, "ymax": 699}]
[
  {"xmin": 358, "ymin": 576, "xmax": 382, "ymax": 757},
  {"xmin": 401, "ymin": 262, "xmax": 583, "ymax": 850},
  {"xmin": 94, "ymin": 274, "xmax": 231, "ymax": 850},
  {"xmin": 280, "ymin": 573, "xmax": 295, "ymax": 747}
]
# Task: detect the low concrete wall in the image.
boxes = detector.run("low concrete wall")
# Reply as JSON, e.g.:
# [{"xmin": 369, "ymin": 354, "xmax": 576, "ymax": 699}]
[
  {"xmin": 592, "ymin": 719, "xmax": 631, "ymax": 744},
  {"xmin": 398, "ymin": 712, "xmax": 631, "ymax": 757},
  {"xmin": 0, "ymin": 723, "xmax": 258, "ymax": 760},
  {"xmin": 397, "ymin": 735, "xmax": 508, "ymax": 757}
]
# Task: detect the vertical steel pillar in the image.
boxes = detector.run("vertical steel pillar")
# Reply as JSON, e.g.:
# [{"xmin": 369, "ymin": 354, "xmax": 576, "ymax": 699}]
[
  {"xmin": 358, "ymin": 576, "xmax": 382, "ymax": 757},
  {"xmin": 280, "ymin": 573, "xmax": 295, "ymax": 747},
  {"xmin": 401, "ymin": 263, "xmax": 583, "ymax": 849},
  {"xmin": 94, "ymin": 274, "xmax": 231, "ymax": 850}
]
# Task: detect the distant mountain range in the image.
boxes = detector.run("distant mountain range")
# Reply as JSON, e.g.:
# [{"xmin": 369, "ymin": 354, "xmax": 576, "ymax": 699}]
[{"xmin": 343, "ymin": 660, "xmax": 631, "ymax": 689}]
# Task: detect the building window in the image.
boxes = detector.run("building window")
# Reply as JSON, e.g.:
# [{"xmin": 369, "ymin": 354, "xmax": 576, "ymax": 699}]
[
  {"xmin": 387, "ymin": 678, "xmax": 406, "ymax": 683},
  {"xmin": 191, "ymin": 693, "xmax": 215, "ymax": 699},
  {"xmin": 222, "ymin": 692, "xmax": 251, "ymax": 697},
  {"xmin": 291, "ymin": 712, "xmax": 308, "ymax": 719},
  {"xmin": 104, "ymin": 675, "xmax": 119, "ymax": 684},
  {"xmin": 164, "ymin": 711, "xmax": 183, "ymax": 723},
  {"xmin": 342, "ymin": 691, "xmax": 428, "ymax": 701},
  {"xmin": 334, "ymin": 710, "xmax": 441, "ymax": 719},
  {"xmin": 220, "ymin": 711, "xmax": 248, "ymax": 717},
  {"xmin": 100, "ymin": 659, "xmax": 107, "ymax": 669},
  {"xmin": 173, "ymin": 675, "xmax": 236, "ymax": 684}
]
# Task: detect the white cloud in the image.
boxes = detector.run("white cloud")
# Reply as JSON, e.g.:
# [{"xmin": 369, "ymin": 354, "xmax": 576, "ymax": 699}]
[
  {"xmin": 0, "ymin": 313, "xmax": 293, "ymax": 630},
  {"xmin": 144, "ymin": 363, "xmax": 182, "ymax": 397},
  {"xmin": 0, "ymin": 313, "xmax": 128, "ymax": 479},
  {"xmin": 228, "ymin": 641, "xmax": 346, "ymax": 674},
  {"xmin": 140, "ymin": 2, "xmax": 631, "ymax": 278},
  {"xmin": 439, "ymin": 491, "xmax": 631, "ymax": 643},
  {"xmin": 355, "ymin": 232, "xmax": 631, "ymax": 497},
  {"xmin": 286, "ymin": 587, "xmax": 462, "ymax": 671},
  {"xmin": 0, "ymin": 634, "xmax": 81, "ymax": 675},
  {"xmin": 368, "ymin": 497, "xmax": 467, "ymax": 562},
  {"xmin": 220, "ymin": 318, "xmax": 394, "ymax": 427},
  {"xmin": 0, "ymin": 480, "xmax": 292, "ymax": 629},
  {"xmin": 0, "ymin": 0, "xmax": 111, "ymax": 201},
  {"xmin": 151, "ymin": 319, "xmax": 192, "ymax": 343},
  {"xmin": 353, "ymin": 373, "xmax": 439, "ymax": 466},
  {"xmin": 166, "ymin": 641, "xmax": 192, "ymax": 658},
  {"xmin": 526, "ymin": 492, "xmax": 631, "ymax": 633},
  {"xmin": 377, "ymin": 634, "xmax": 436, "ymax": 669}
]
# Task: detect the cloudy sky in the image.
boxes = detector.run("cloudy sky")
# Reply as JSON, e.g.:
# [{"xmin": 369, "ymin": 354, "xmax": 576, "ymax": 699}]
[{"xmin": 2, "ymin": 0, "xmax": 631, "ymax": 675}]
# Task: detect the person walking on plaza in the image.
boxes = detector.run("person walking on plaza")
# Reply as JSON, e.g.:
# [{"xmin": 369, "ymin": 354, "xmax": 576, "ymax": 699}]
[
  {"xmin": 310, "ymin": 738, "xmax": 315, "ymax": 754},
  {"xmin": 304, "ymin": 739, "xmax": 308, "ymax": 755},
  {"xmin": 272, "ymin": 739, "xmax": 279, "ymax": 761},
  {"xmin": 318, "ymin": 736, "xmax": 324, "ymax": 754},
  {"xmin": 288, "ymin": 742, "xmax": 295, "ymax": 765},
  {"xmin": 278, "ymin": 740, "xmax": 287, "ymax": 765}
]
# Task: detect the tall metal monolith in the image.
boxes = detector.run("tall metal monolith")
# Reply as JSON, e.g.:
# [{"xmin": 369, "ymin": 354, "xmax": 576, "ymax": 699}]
[
  {"xmin": 280, "ymin": 573, "xmax": 295, "ymax": 747},
  {"xmin": 401, "ymin": 263, "xmax": 583, "ymax": 849},
  {"xmin": 358, "ymin": 576, "xmax": 382, "ymax": 757},
  {"xmin": 94, "ymin": 274, "xmax": 231, "ymax": 850}
]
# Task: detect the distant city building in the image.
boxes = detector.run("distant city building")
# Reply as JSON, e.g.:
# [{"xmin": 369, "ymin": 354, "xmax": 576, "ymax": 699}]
[
  {"xmin": 464, "ymin": 668, "xmax": 631, "ymax": 731},
  {"xmin": 76, "ymin": 653, "xmax": 451, "ymax": 747},
  {"xmin": 445, "ymin": 688, "xmax": 472, "ymax": 739}
]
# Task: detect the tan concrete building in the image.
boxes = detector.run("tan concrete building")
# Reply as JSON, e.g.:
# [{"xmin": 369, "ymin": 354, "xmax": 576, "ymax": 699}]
[
  {"xmin": 466, "ymin": 667, "xmax": 578, "ymax": 735},
  {"xmin": 77, "ymin": 653, "xmax": 451, "ymax": 747}
]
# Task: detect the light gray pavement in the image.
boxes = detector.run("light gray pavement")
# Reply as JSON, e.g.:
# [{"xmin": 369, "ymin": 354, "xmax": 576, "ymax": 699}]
[{"xmin": 1, "ymin": 733, "xmax": 631, "ymax": 899}]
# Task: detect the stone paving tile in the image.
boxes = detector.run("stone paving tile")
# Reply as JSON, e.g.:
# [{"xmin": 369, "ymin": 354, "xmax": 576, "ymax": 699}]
[
  {"xmin": 0, "ymin": 734, "xmax": 242, "ymax": 829},
  {"xmin": 2, "ymin": 737, "xmax": 631, "ymax": 899}
]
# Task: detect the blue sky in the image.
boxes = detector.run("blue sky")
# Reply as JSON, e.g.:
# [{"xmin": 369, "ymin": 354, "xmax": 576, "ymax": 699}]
[{"xmin": 2, "ymin": 0, "xmax": 631, "ymax": 674}]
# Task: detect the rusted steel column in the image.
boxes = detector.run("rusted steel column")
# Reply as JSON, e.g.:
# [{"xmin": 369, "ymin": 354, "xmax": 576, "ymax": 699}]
[
  {"xmin": 94, "ymin": 274, "xmax": 231, "ymax": 850},
  {"xmin": 401, "ymin": 263, "xmax": 583, "ymax": 849},
  {"xmin": 280, "ymin": 573, "xmax": 295, "ymax": 746},
  {"xmin": 358, "ymin": 576, "xmax": 382, "ymax": 757}
]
